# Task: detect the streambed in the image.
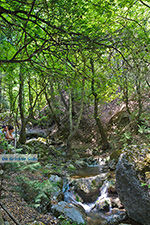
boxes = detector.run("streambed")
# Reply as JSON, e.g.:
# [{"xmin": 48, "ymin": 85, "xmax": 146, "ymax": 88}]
[{"xmin": 62, "ymin": 158, "xmax": 128, "ymax": 225}]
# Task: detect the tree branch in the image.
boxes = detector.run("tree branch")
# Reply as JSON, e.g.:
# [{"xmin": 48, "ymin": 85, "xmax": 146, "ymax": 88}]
[{"xmin": 139, "ymin": 0, "xmax": 150, "ymax": 8}]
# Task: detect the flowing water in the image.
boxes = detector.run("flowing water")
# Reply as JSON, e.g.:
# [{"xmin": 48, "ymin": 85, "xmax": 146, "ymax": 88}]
[
  {"xmin": 63, "ymin": 179, "xmax": 112, "ymax": 224},
  {"xmin": 62, "ymin": 160, "xmax": 126, "ymax": 225}
]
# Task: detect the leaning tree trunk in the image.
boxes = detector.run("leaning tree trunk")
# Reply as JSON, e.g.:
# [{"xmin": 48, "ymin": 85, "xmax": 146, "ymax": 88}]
[{"xmin": 18, "ymin": 65, "xmax": 26, "ymax": 144}]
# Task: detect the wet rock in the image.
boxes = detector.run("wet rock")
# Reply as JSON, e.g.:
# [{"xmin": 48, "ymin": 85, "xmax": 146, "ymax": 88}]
[
  {"xmin": 116, "ymin": 154, "xmax": 150, "ymax": 225},
  {"xmin": 71, "ymin": 173, "xmax": 107, "ymax": 203},
  {"xmin": 51, "ymin": 201, "xmax": 86, "ymax": 224},
  {"xmin": 106, "ymin": 211, "xmax": 127, "ymax": 225},
  {"xmin": 95, "ymin": 198, "xmax": 110, "ymax": 212},
  {"xmin": 87, "ymin": 212, "xmax": 107, "ymax": 225},
  {"xmin": 111, "ymin": 197, "xmax": 123, "ymax": 209}
]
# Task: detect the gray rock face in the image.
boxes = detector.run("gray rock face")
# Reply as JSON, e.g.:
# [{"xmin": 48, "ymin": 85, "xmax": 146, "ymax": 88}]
[
  {"xmin": 52, "ymin": 201, "xmax": 86, "ymax": 224},
  {"xmin": 116, "ymin": 154, "xmax": 150, "ymax": 225}
]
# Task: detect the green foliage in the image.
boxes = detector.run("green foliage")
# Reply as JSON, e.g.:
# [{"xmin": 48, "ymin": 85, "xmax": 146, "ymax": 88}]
[
  {"xmin": 19, "ymin": 162, "xmax": 42, "ymax": 172},
  {"xmin": 123, "ymin": 131, "xmax": 131, "ymax": 140},
  {"xmin": 138, "ymin": 125, "xmax": 150, "ymax": 135},
  {"xmin": 16, "ymin": 175, "xmax": 59, "ymax": 212},
  {"xmin": 58, "ymin": 215, "xmax": 79, "ymax": 225},
  {"xmin": 0, "ymin": 0, "xmax": 149, "ymax": 151},
  {"xmin": 141, "ymin": 183, "xmax": 150, "ymax": 189},
  {"xmin": 120, "ymin": 131, "xmax": 132, "ymax": 148}
]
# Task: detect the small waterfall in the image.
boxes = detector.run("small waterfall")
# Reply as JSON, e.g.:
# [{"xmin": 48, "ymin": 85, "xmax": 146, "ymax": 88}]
[
  {"xmin": 96, "ymin": 180, "xmax": 112, "ymax": 212},
  {"xmin": 63, "ymin": 178, "xmax": 80, "ymax": 205},
  {"xmin": 79, "ymin": 180, "xmax": 112, "ymax": 213},
  {"xmin": 63, "ymin": 178, "xmax": 112, "ymax": 214}
]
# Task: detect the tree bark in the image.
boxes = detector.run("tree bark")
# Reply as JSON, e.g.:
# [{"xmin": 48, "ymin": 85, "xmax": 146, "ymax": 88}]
[
  {"xmin": 66, "ymin": 80, "xmax": 85, "ymax": 152},
  {"xmin": 123, "ymin": 74, "xmax": 131, "ymax": 114},
  {"xmin": 18, "ymin": 64, "xmax": 26, "ymax": 144},
  {"xmin": 58, "ymin": 84, "xmax": 69, "ymax": 111},
  {"xmin": 28, "ymin": 74, "xmax": 34, "ymax": 120},
  {"xmin": 44, "ymin": 90, "xmax": 60, "ymax": 127},
  {"xmin": 90, "ymin": 58, "xmax": 110, "ymax": 150}
]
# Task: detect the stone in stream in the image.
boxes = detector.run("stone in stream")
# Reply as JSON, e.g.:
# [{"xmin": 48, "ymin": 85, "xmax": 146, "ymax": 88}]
[
  {"xmin": 71, "ymin": 173, "xmax": 108, "ymax": 203},
  {"xmin": 116, "ymin": 154, "xmax": 150, "ymax": 225},
  {"xmin": 51, "ymin": 201, "xmax": 86, "ymax": 224}
]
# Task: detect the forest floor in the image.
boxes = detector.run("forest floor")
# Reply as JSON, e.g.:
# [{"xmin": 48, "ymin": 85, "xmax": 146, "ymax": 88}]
[{"xmin": 1, "ymin": 169, "xmax": 59, "ymax": 225}]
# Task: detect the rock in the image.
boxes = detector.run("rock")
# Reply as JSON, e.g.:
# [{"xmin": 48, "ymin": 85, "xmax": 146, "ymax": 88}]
[
  {"xmin": 49, "ymin": 175, "xmax": 62, "ymax": 184},
  {"xmin": 86, "ymin": 212, "xmax": 107, "ymax": 225},
  {"xmin": 116, "ymin": 154, "xmax": 150, "ymax": 225},
  {"xmin": 106, "ymin": 211, "xmax": 127, "ymax": 225},
  {"xmin": 71, "ymin": 173, "xmax": 107, "ymax": 203},
  {"xmin": 52, "ymin": 201, "xmax": 86, "ymax": 224},
  {"xmin": 26, "ymin": 129, "xmax": 47, "ymax": 139},
  {"xmin": 111, "ymin": 197, "xmax": 123, "ymax": 209},
  {"xmin": 95, "ymin": 198, "xmax": 110, "ymax": 212}
]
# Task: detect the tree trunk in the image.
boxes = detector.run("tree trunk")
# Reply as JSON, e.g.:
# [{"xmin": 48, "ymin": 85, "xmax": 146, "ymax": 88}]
[
  {"xmin": 136, "ymin": 78, "xmax": 142, "ymax": 124},
  {"xmin": 93, "ymin": 93, "xmax": 110, "ymax": 150},
  {"xmin": 18, "ymin": 65, "xmax": 26, "ymax": 144},
  {"xmin": 90, "ymin": 58, "xmax": 110, "ymax": 150},
  {"xmin": 58, "ymin": 84, "xmax": 69, "ymax": 111},
  {"xmin": 28, "ymin": 74, "xmax": 34, "ymax": 120},
  {"xmin": 123, "ymin": 74, "xmax": 131, "ymax": 114},
  {"xmin": 135, "ymin": 65, "xmax": 142, "ymax": 124},
  {"xmin": 66, "ymin": 80, "xmax": 85, "ymax": 152},
  {"xmin": 44, "ymin": 90, "xmax": 60, "ymax": 127}
]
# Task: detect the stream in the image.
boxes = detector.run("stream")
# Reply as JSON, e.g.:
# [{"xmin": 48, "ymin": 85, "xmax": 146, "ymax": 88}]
[{"xmin": 62, "ymin": 158, "xmax": 127, "ymax": 225}]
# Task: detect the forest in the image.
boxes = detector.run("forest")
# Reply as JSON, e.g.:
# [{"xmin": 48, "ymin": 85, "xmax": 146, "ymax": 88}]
[{"xmin": 0, "ymin": 0, "xmax": 150, "ymax": 224}]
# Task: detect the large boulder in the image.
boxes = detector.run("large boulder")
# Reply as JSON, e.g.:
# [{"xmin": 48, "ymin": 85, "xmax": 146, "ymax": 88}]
[
  {"xmin": 116, "ymin": 154, "xmax": 150, "ymax": 225},
  {"xmin": 52, "ymin": 201, "xmax": 86, "ymax": 224}
]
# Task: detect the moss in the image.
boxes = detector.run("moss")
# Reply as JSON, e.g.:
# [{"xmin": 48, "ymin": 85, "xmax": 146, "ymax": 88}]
[{"xmin": 110, "ymin": 149, "xmax": 123, "ymax": 162}]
